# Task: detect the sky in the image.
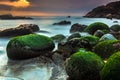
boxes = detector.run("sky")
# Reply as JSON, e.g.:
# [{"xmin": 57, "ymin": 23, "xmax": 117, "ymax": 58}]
[{"xmin": 0, "ymin": 0, "xmax": 119, "ymax": 16}]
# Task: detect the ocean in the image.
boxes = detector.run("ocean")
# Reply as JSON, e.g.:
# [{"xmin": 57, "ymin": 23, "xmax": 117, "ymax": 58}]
[{"xmin": 0, "ymin": 16, "xmax": 120, "ymax": 80}]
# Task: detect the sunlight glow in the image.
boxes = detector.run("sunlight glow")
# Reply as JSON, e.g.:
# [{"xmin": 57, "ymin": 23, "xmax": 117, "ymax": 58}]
[{"xmin": 0, "ymin": 0, "xmax": 30, "ymax": 8}]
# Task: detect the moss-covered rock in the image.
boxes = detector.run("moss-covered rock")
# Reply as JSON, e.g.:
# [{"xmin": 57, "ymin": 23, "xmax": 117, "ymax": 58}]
[
  {"xmin": 65, "ymin": 48, "xmax": 104, "ymax": 80},
  {"xmin": 101, "ymin": 51, "xmax": 120, "ymax": 80},
  {"xmin": 110, "ymin": 24, "xmax": 120, "ymax": 32},
  {"xmin": 51, "ymin": 34, "xmax": 66, "ymax": 42},
  {"xmin": 7, "ymin": 34, "xmax": 55, "ymax": 60},
  {"xmin": 94, "ymin": 30, "xmax": 105, "ymax": 38},
  {"xmin": 94, "ymin": 40, "xmax": 120, "ymax": 59},
  {"xmin": 84, "ymin": 22, "xmax": 110, "ymax": 35},
  {"xmin": 67, "ymin": 32, "xmax": 81, "ymax": 41}
]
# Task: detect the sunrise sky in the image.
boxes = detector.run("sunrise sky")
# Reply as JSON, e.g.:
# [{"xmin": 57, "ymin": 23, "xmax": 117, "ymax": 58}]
[{"xmin": 0, "ymin": 0, "xmax": 118, "ymax": 16}]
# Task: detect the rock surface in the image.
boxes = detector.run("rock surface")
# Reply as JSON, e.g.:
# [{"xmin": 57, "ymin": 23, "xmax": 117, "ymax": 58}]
[
  {"xmin": 84, "ymin": 1, "xmax": 120, "ymax": 19},
  {"xmin": 7, "ymin": 34, "xmax": 55, "ymax": 60},
  {"xmin": 70, "ymin": 23, "xmax": 87, "ymax": 33},
  {"xmin": 53, "ymin": 20, "xmax": 71, "ymax": 25},
  {"xmin": 0, "ymin": 24, "xmax": 40, "ymax": 37}
]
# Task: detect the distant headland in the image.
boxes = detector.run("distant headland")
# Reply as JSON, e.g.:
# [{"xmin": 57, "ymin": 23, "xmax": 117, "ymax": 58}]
[
  {"xmin": 0, "ymin": 14, "xmax": 33, "ymax": 20},
  {"xmin": 84, "ymin": 1, "xmax": 120, "ymax": 19}
]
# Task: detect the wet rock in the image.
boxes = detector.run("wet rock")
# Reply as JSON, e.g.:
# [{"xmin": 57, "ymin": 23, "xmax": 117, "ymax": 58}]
[
  {"xmin": 94, "ymin": 40, "xmax": 120, "ymax": 59},
  {"xmin": 70, "ymin": 23, "xmax": 87, "ymax": 33},
  {"xmin": 7, "ymin": 34, "xmax": 55, "ymax": 60},
  {"xmin": 84, "ymin": 1, "xmax": 120, "ymax": 19},
  {"xmin": 94, "ymin": 30, "xmax": 105, "ymax": 38},
  {"xmin": 0, "ymin": 27, "xmax": 33, "ymax": 37},
  {"xmin": 51, "ymin": 34, "xmax": 66, "ymax": 42},
  {"xmin": 101, "ymin": 52, "xmax": 120, "ymax": 80},
  {"xmin": 110, "ymin": 24, "xmax": 120, "ymax": 32},
  {"xmin": 67, "ymin": 32, "xmax": 81, "ymax": 41},
  {"xmin": 84, "ymin": 22, "xmax": 110, "ymax": 35},
  {"xmin": 113, "ymin": 21, "xmax": 118, "ymax": 23},
  {"xmin": 53, "ymin": 20, "xmax": 71, "ymax": 25},
  {"xmin": 18, "ymin": 24, "xmax": 40, "ymax": 32},
  {"xmin": 110, "ymin": 32, "xmax": 120, "ymax": 39},
  {"xmin": 65, "ymin": 48, "xmax": 104, "ymax": 80},
  {"xmin": 99, "ymin": 33, "xmax": 117, "ymax": 41}
]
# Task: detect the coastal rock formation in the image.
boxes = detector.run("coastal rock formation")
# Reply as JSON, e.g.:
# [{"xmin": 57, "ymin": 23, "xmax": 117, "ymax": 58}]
[
  {"xmin": 53, "ymin": 20, "xmax": 71, "ymax": 25},
  {"xmin": 84, "ymin": 1, "xmax": 120, "ymax": 19},
  {"xmin": 70, "ymin": 23, "xmax": 87, "ymax": 33},
  {"xmin": 0, "ymin": 24, "xmax": 40, "ymax": 37},
  {"xmin": 7, "ymin": 34, "xmax": 55, "ymax": 60},
  {"xmin": 65, "ymin": 48, "xmax": 104, "ymax": 80},
  {"xmin": 0, "ymin": 14, "xmax": 32, "ymax": 20},
  {"xmin": 51, "ymin": 34, "xmax": 66, "ymax": 42}
]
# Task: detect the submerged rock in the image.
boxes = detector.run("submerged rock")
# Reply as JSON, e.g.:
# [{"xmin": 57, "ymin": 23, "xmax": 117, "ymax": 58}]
[
  {"xmin": 65, "ymin": 48, "xmax": 104, "ymax": 80},
  {"xmin": 70, "ymin": 23, "xmax": 87, "ymax": 33},
  {"xmin": 101, "ymin": 52, "xmax": 120, "ymax": 80},
  {"xmin": 7, "ymin": 34, "xmax": 55, "ymax": 60},
  {"xmin": 53, "ymin": 20, "xmax": 71, "ymax": 25},
  {"xmin": 51, "ymin": 34, "xmax": 66, "ymax": 42}
]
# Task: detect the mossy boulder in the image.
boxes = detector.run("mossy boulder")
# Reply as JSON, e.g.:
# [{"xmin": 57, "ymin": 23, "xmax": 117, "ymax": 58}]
[
  {"xmin": 51, "ymin": 34, "xmax": 66, "ymax": 42},
  {"xmin": 7, "ymin": 34, "xmax": 55, "ymax": 60},
  {"xmin": 94, "ymin": 30, "xmax": 105, "ymax": 38},
  {"xmin": 65, "ymin": 48, "xmax": 104, "ymax": 80},
  {"xmin": 110, "ymin": 24, "xmax": 120, "ymax": 32},
  {"xmin": 67, "ymin": 32, "xmax": 81, "ymax": 41},
  {"xmin": 94, "ymin": 40, "xmax": 120, "ymax": 59},
  {"xmin": 84, "ymin": 22, "xmax": 110, "ymax": 35},
  {"xmin": 101, "ymin": 52, "xmax": 120, "ymax": 80}
]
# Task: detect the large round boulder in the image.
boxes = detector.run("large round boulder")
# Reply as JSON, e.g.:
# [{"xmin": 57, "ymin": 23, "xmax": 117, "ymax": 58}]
[
  {"xmin": 70, "ymin": 23, "xmax": 87, "ymax": 33},
  {"xmin": 7, "ymin": 34, "xmax": 55, "ymax": 60},
  {"xmin": 84, "ymin": 22, "xmax": 110, "ymax": 35},
  {"xmin": 65, "ymin": 48, "xmax": 104, "ymax": 80},
  {"xmin": 101, "ymin": 51, "xmax": 120, "ymax": 80},
  {"xmin": 67, "ymin": 32, "xmax": 81, "ymax": 41},
  {"xmin": 110, "ymin": 24, "xmax": 120, "ymax": 32},
  {"xmin": 94, "ymin": 40, "xmax": 120, "ymax": 59}
]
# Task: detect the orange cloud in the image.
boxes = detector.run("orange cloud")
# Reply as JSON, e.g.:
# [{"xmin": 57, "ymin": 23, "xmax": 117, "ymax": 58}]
[{"xmin": 0, "ymin": 0, "xmax": 30, "ymax": 8}]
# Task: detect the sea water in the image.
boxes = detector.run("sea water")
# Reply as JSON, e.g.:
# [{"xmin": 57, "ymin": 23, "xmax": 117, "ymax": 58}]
[{"xmin": 0, "ymin": 16, "xmax": 120, "ymax": 80}]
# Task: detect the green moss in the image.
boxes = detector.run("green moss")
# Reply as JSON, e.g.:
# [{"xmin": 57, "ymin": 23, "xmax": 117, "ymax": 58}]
[
  {"xmin": 101, "ymin": 52, "xmax": 120, "ymax": 80},
  {"xmin": 65, "ymin": 48, "xmax": 104, "ymax": 80},
  {"xmin": 80, "ymin": 36, "xmax": 99, "ymax": 46},
  {"xmin": 7, "ymin": 34, "xmax": 54, "ymax": 49},
  {"xmin": 51, "ymin": 34, "xmax": 66, "ymax": 42},
  {"xmin": 84, "ymin": 22, "xmax": 110, "ymax": 35},
  {"xmin": 94, "ymin": 40, "xmax": 120, "ymax": 59}
]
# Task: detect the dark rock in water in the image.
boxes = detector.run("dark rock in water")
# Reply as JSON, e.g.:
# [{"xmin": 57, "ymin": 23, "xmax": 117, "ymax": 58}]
[
  {"xmin": 0, "ymin": 24, "xmax": 40, "ymax": 37},
  {"xmin": 109, "ymin": 32, "xmax": 120, "ymax": 39},
  {"xmin": 51, "ymin": 34, "xmax": 66, "ymax": 42},
  {"xmin": 113, "ymin": 21, "xmax": 118, "ymax": 23},
  {"xmin": 110, "ymin": 24, "xmax": 120, "ymax": 32},
  {"xmin": 0, "ymin": 27, "xmax": 33, "ymax": 37},
  {"xmin": 84, "ymin": 1, "xmax": 120, "ymax": 19},
  {"xmin": 94, "ymin": 30, "xmax": 105, "ymax": 38},
  {"xmin": 7, "ymin": 34, "xmax": 55, "ymax": 60},
  {"xmin": 70, "ymin": 23, "xmax": 87, "ymax": 33},
  {"xmin": 18, "ymin": 24, "xmax": 40, "ymax": 32},
  {"xmin": 65, "ymin": 48, "xmax": 104, "ymax": 80},
  {"xmin": 67, "ymin": 16, "xmax": 71, "ymax": 18},
  {"xmin": 99, "ymin": 33, "xmax": 117, "ymax": 41},
  {"xmin": 0, "ymin": 14, "xmax": 33, "ymax": 20},
  {"xmin": 84, "ymin": 22, "xmax": 110, "ymax": 35},
  {"xmin": 53, "ymin": 20, "xmax": 71, "ymax": 25},
  {"xmin": 67, "ymin": 32, "xmax": 81, "ymax": 41}
]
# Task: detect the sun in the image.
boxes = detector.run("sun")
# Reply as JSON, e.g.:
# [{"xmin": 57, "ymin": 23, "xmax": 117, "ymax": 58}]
[{"xmin": 13, "ymin": 0, "xmax": 30, "ymax": 8}]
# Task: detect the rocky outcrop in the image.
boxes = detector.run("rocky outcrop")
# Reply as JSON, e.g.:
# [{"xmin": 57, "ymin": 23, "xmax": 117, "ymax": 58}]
[
  {"xmin": 0, "ymin": 24, "xmax": 40, "ymax": 37},
  {"xmin": 0, "ymin": 14, "xmax": 33, "ymax": 20},
  {"xmin": 7, "ymin": 34, "xmax": 55, "ymax": 60},
  {"xmin": 84, "ymin": 1, "xmax": 120, "ymax": 19},
  {"xmin": 53, "ymin": 20, "xmax": 71, "ymax": 25}
]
